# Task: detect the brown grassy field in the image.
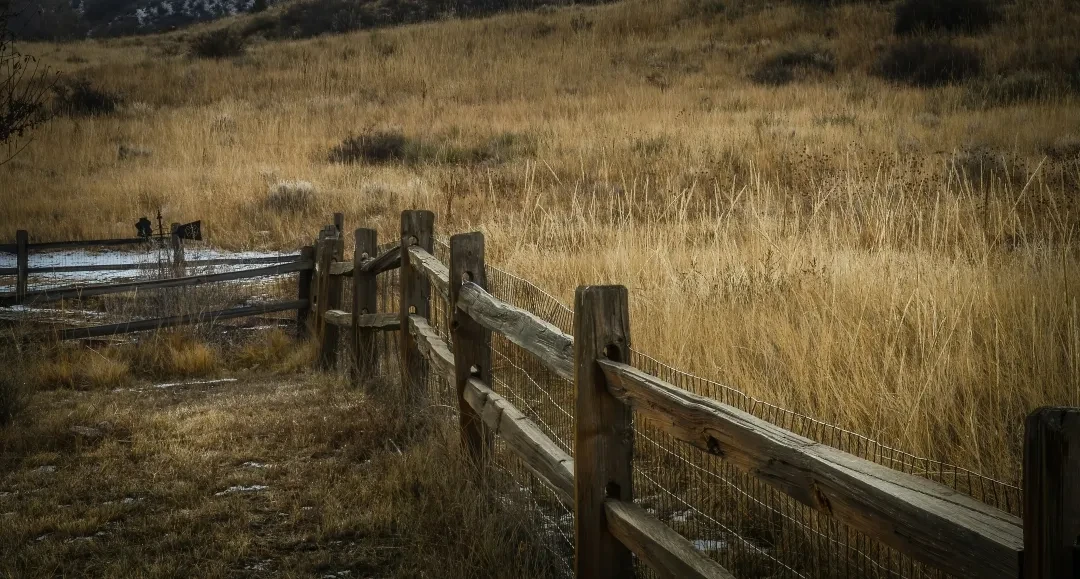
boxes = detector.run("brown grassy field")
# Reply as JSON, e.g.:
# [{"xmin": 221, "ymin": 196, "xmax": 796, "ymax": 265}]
[
  {"xmin": 3, "ymin": 0, "xmax": 1079, "ymax": 487},
  {"xmin": 0, "ymin": 369, "xmax": 564, "ymax": 578}
]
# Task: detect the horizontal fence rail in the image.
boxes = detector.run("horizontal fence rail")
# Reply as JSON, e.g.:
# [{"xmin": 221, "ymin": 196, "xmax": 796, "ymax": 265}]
[
  {"xmin": 53, "ymin": 299, "xmax": 308, "ymax": 340},
  {"xmin": 304, "ymin": 209, "xmax": 1076, "ymax": 579},
  {"xmin": 0, "ymin": 260, "xmax": 313, "ymax": 306}
]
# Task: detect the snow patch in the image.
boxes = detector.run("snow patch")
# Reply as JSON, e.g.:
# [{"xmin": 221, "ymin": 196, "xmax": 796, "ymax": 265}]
[
  {"xmin": 152, "ymin": 378, "xmax": 238, "ymax": 389},
  {"xmin": 215, "ymin": 485, "xmax": 269, "ymax": 496}
]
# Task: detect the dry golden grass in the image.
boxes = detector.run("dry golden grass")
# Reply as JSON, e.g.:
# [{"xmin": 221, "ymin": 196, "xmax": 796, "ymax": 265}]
[
  {"xmin": 0, "ymin": 373, "xmax": 565, "ymax": 578},
  {"xmin": 3, "ymin": 0, "xmax": 1079, "ymax": 484}
]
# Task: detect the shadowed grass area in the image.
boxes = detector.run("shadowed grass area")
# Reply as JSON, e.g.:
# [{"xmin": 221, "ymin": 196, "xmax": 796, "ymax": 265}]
[{"xmin": 0, "ymin": 371, "xmax": 565, "ymax": 578}]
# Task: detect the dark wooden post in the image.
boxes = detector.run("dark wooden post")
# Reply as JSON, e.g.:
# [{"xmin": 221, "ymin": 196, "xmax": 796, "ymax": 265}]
[
  {"xmin": 399, "ymin": 210, "xmax": 434, "ymax": 403},
  {"xmin": 15, "ymin": 230, "xmax": 28, "ymax": 304},
  {"xmin": 352, "ymin": 228, "xmax": 378, "ymax": 385},
  {"xmin": 170, "ymin": 222, "xmax": 185, "ymax": 277},
  {"xmin": 573, "ymin": 285, "xmax": 634, "ymax": 579},
  {"xmin": 333, "ymin": 212, "xmax": 344, "ymax": 233},
  {"xmin": 315, "ymin": 225, "xmax": 344, "ymax": 369},
  {"xmin": 296, "ymin": 245, "xmax": 315, "ymax": 337},
  {"xmin": 1023, "ymin": 406, "xmax": 1080, "ymax": 578},
  {"xmin": 450, "ymin": 232, "xmax": 493, "ymax": 463}
]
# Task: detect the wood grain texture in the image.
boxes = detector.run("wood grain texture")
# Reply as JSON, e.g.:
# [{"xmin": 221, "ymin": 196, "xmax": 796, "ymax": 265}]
[
  {"xmin": 329, "ymin": 261, "xmax": 353, "ymax": 276},
  {"xmin": 56, "ymin": 299, "xmax": 307, "ymax": 340},
  {"xmin": 407, "ymin": 245, "xmax": 450, "ymax": 302},
  {"xmin": 399, "ymin": 210, "xmax": 435, "ymax": 404},
  {"xmin": 314, "ymin": 227, "xmax": 344, "ymax": 369},
  {"xmin": 1023, "ymin": 407, "xmax": 1080, "ymax": 579},
  {"xmin": 296, "ymin": 245, "xmax": 315, "ymax": 338},
  {"xmin": 359, "ymin": 242, "xmax": 401, "ymax": 275},
  {"xmin": 573, "ymin": 285, "xmax": 634, "ymax": 579},
  {"xmin": 0, "ymin": 260, "xmax": 314, "ymax": 307},
  {"xmin": 352, "ymin": 228, "xmax": 379, "ymax": 384},
  {"xmin": 456, "ymin": 282, "xmax": 574, "ymax": 381},
  {"xmin": 463, "ymin": 377, "xmax": 575, "ymax": 507},
  {"xmin": 598, "ymin": 359, "xmax": 1023, "ymax": 579},
  {"xmin": 406, "ymin": 314, "xmax": 456, "ymax": 385},
  {"xmin": 604, "ymin": 499, "xmax": 736, "ymax": 579},
  {"xmin": 355, "ymin": 312, "xmax": 401, "ymax": 330},
  {"xmin": 450, "ymin": 233, "xmax": 493, "ymax": 464}
]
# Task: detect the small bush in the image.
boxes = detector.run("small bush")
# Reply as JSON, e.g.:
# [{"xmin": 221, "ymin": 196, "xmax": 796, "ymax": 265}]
[
  {"xmin": 964, "ymin": 71, "xmax": 1052, "ymax": 108},
  {"xmin": 329, "ymin": 130, "xmax": 535, "ymax": 166},
  {"xmin": 894, "ymin": 0, "xmax": 998, "ymax": 35},
  {"xmin": 751, "ymin": 48, "xmax": 836, "ymax": 86},
  {"xmin": 52, "ymin": 77, "xmax": 122, "ymax": 116},
  {"xmin": 875, "ymin": 39, "xmax": 981, "ymax": 87},
  {"xmin": 189, "ymin": 28, "xmax": 247, "ymax": 59},
  {"xmin": 266, "ymin": 180, "xmax": 318, "ymax": 214}
]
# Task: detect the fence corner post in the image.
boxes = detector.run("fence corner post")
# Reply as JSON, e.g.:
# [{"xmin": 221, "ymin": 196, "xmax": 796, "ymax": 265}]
[
  {"xmin": 450, "ymin": 232, "xmax": 493, "ymax": 464},
  {"xmin": 296, "ymin": 245, "xmax": 315, "ymax": 338},
  {"xmin": 399, "ymin": 210, "xmax": 435, "ymax": 405},
  {"xmin": 316, "ymin": 224, "xmax": 344, "ymax": 370},
  {"xmin": 15, "ymin": 230, "xmax": 28, "ymax": 304},
  {"xmin": 573, "ymin": 285, "xmax": 634, "ymax": 579},
  {"xmin": 352, "ymin": 228, "xmax": 378, "ymax": 386},
  {"xmin": 1023, "ymin": 406, "xmax": 1080, "ymax": 579}
]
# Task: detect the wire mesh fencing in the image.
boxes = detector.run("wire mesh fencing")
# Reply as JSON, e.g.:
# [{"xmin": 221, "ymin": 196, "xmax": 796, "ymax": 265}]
[{"xmin": 356, "ymin": 236, "xmax": 1021, "ymax": 579}]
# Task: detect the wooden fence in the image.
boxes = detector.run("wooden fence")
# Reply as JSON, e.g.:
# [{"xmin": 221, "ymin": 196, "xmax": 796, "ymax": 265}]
[
  {"xmin": 305, "ymin": 210, "xmax": 1078, "ymax": 579},
  {"xmin": 1, "ymin": 226, "xmax": 316, "ymax": 339}
]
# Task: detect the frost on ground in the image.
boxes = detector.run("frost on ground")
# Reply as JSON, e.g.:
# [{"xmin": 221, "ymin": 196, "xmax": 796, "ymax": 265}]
[{"xmin": 215, "ymin": 485, "xmax": 269, "ymax": 496}]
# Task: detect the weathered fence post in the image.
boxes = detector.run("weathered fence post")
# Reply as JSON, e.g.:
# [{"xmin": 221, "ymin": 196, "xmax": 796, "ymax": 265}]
[
  {"xmin": 1023, "ymin": 406, "xmax": 1080, "ymax": 578},
  {"xmin": 399, "ymin": 210, "xmax": 434, "ymax": 404},
  {"xmin": 315, "ymin": 224, "xmax": 344, "ymax": 369},
  {"xmin": 574, "ymin": 285, "xmax": 634, "ymax": 579},
  {"xmin": 333, "ymin": 212, "xmax": 344, "ymax": 234},
  {"xmin": 352, "ymin": 228, "xmax": 378, "ymax": 385},
  {"xmin": 170, "ymin": 222, "xmax": 185, "ymax": 277},
  {"xmin": 15, "ymin": 230, "xmax": 28, "ymax": 304},
  {"xmin": 296, "ymin": 245, "xmax": 315, "ymax": 337},
  {"xmin": 450, "ymin": 232, "xmax": 493, "ymax": 463}
]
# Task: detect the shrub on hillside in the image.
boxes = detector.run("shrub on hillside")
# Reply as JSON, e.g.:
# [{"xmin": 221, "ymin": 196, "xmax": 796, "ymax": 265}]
[
  {"xmin": 964, "ymin": 71, "xmax": 1053, "ymax": 108},
  {"xmin": 189, "ymin": 28, "xmax": 247, "ymax": 59},
  {"xmin": 751, "ymin": 48, "xmax": 836, "ymax": 86},
  {"xmin": 894, "ymin": 0, "xmax": 998, "ymax": 35},
  {"xmin": 875, "ymin": 39, "xmax": 981, "ymax": 87},
  {"xmin": 265, "ymin": 180, "xmax": 318, "ymax": 214},
  {"xmin": 329, "ymin": 130, "xmax": 535, "ymax": 166},
  {"xmin": 52, "ymin": 77, "xmax": 123, "ymax": 116}
]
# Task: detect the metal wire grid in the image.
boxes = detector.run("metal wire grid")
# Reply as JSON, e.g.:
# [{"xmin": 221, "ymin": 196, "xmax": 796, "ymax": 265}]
[{"xmin": 372, "ymin": 238, "xmax": 1020, "ymax": 579}]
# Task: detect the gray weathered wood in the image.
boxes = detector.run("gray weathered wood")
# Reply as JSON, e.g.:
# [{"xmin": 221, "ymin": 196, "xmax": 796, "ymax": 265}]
[
  {"xmin": 400, "ymin": 210, "xmax": 435, "ymax": 403},
  {"xmin": 170, "ymin": 223, "xmax": 185, "ymax": 277},
  {"xmin": 359, "ymin": 242, "xmax": 401, "ymax": 275},
  {"xmin": 16, "ymin": 230, "xmax": 28, "ymax": 303},
  {"xmin": 0, "ymin": 260, "xmax": 314, "ymax": 307},
  {"xmin": 1023, "ymin": 406, "xmax": 1080, "ymax": 579},
  {"xmin": 574, "ymin": 285, "xmax": 634, "ymax": 579},
  {"xmin": 315, "ymin": 227, "xmax": 344, "ymax": 369},
  {"xmin": 450, "ymin": 233, "xmax": 493, "ymax": 464},
  {"xmin": 296, "ymin": 245, "xmax": 315, "ymax": 337},
  {"xmin": 324, "ymin": 310, "xmax": 400, "ymax": 331},
  {"xmin": 26, "ymin": 237, "xmax": 149, "ymax": 250},
  {"xmin": 329, "ymin": 261, "xmax": 353, "ymax": 276},
  {"xmin": 353, "ymin": 228, "xmax": 379, "ymax": 384},
  {"xmin": 598, "ymin": 359, "xmax": 1023, "ymax": 579},
  {"xmin": 457, "ymin": 282, "xmax": 574, "ymax": 381},
  {"xmin": 55, "ymin": 299, "xmax": 307, "ymax": 340},
  {"xmin": 407, "ymin": 314, "xmax": 455, "ymax": 384},
  {"xmin": 24, "ymin": 254, "xmax": 302, "ymax": 274},
  {"xmin": 604, "ymin": 499, "xmax": 736, "ymax": 579},
  {"xmin": 464, "ymin": 377, "xmax": 575, "ymax": 507},
  {"xmin": 407, "ymin": 245, "xmax": 450, "ymax": 302}
]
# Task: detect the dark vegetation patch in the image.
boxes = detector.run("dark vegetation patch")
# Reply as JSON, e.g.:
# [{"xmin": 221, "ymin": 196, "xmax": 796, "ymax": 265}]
[
  {"xmin": 51, "ymin": 77, "xmax": 123, "ymax": 116},
  {"xmin": 189, "ymin": 28, "xmax": 248, "ymax": 59},
  {"xmin": 894, "ymin": 0, "xmax": 999, "ymax": 36},
  {"xmin": 328, "ymin": 129, "xmax": 535, "ymax": 166},
  {"xmin": 751, "ymin": 48, "xmax": 836, "ymax": 86},
  {"xmin": 874, "ymin": 39, "xmax": 981, "ymax": 87}
]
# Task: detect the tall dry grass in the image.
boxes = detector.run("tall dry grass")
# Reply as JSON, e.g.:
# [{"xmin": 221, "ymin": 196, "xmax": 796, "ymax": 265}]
[{"xmin": 3, "ymin": 0, "xmax": 1079, "ymax": 482}]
